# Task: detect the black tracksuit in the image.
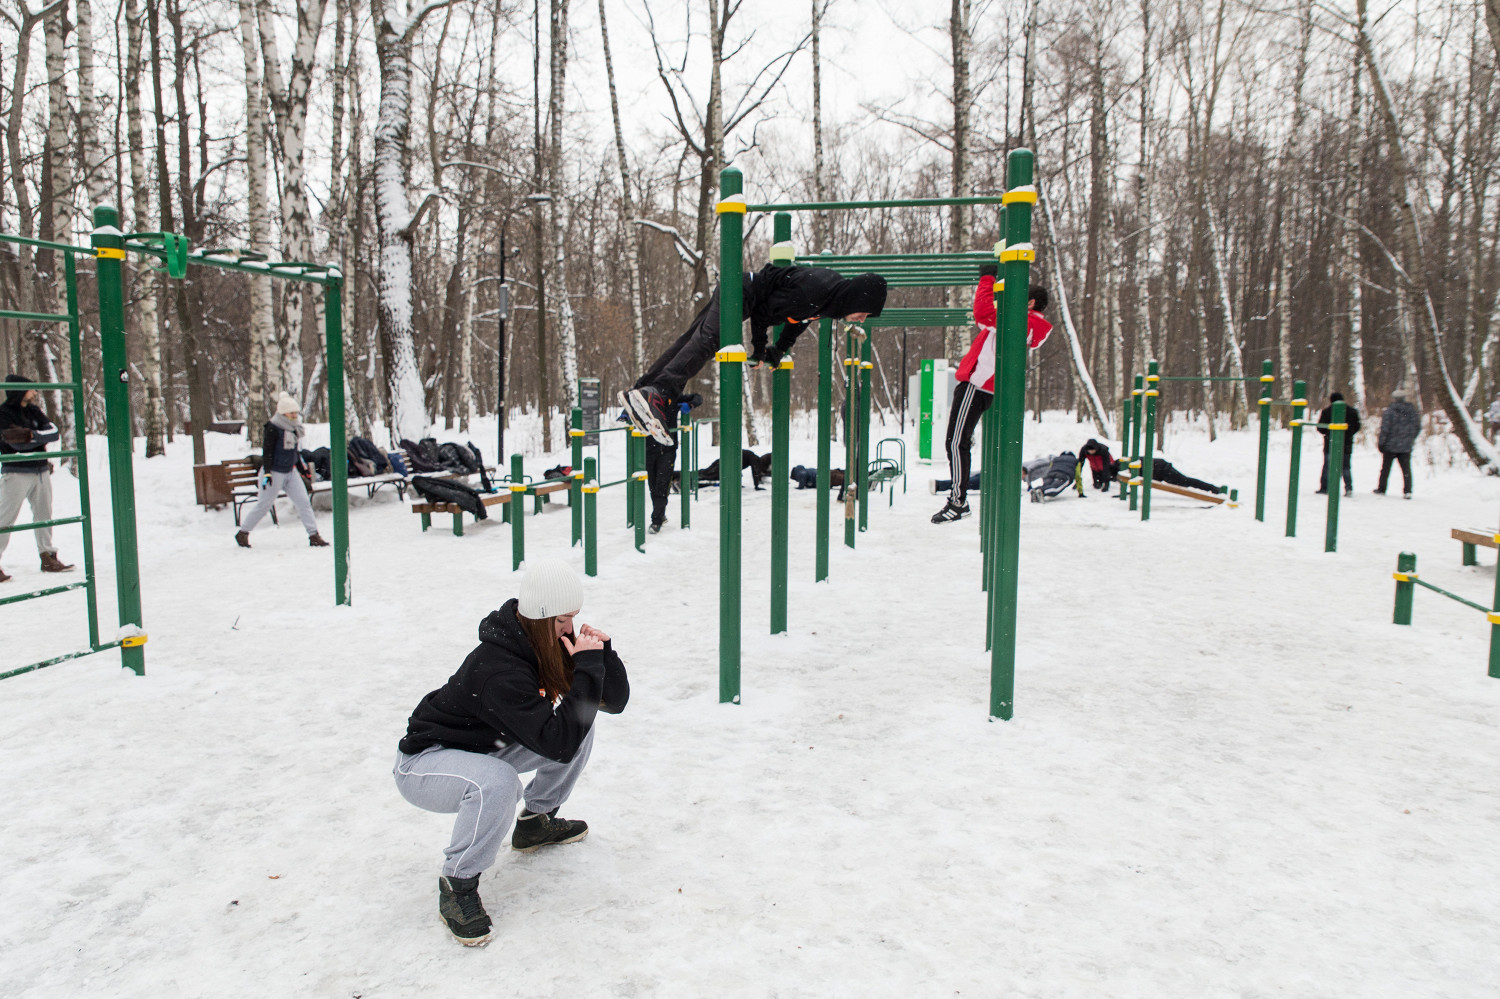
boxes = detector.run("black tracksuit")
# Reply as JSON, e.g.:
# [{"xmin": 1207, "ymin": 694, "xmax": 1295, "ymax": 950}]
[
  {"xmin": 399, "ymin": 599, "xmax": 630, "ymax": 764},
  {"xmin": 1152, "ymin": 458, "xmax": 1218, "ymax": 494},
  {"xmin": 1317, "ymin": 402, "xmax": 1362, "ymax": 492},
  {"xmin": 0, "ymin": 388, "xmax": 61, "ymax": 474},
  {"xmin": 634, "ymin": 264, "xmax": 886, "ymax": 399}
]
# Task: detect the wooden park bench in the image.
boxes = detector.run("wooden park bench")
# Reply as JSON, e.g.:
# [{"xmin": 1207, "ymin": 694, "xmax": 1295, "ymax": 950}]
[
  {"xmin": 412, "ymin": 477, "xmax": 574, "ymax": 537},
  {"xmin": 1451, "ymin": 527, "xmax": 1499, "ymax": 566},
  {"xmin": 1115, "ymin": 470, "xmax": 1230, "ymax": 506},
  {"xmin": 222, "ymin": 449, "xmax": 429, "ymax": 525}
]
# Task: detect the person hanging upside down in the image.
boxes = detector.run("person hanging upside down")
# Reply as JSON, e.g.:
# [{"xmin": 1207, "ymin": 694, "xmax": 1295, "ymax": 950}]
[
  {"xmin": 621, "ymin": 264, "xmax": 888, "ymax": 445},
  {"xmin": 931, "ymin": 270, "xmax": 1051, "ymax": 523}
]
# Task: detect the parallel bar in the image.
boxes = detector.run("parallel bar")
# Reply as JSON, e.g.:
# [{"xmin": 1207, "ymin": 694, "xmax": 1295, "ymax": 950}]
[
  {"xmin": 0, "ymin": 449, "xmax": 82, "ymax": 463},
  {"xmin": 0, "ymin": 515, "xmax": 84, "ymax": 535},
  {"xmin": 748, "ymin": 196, "xmax": 1007, "ymax": 212},
  {"xmin": 816, "ymin": 317, "xmax": 832, "ymax": 582},
  {"xmin": 796, "ymin": 252, "xmax": 996, "ymax": 263},
  {"xmin": 0, "ymin": 580, "xmax": 89, "ymax": 607},
  {"xmin": 0, "ymin": 232, "xmax": 95, "ymax": 254},
  {"xmin": 770, "ymin": 211, "xmax": 792, "ymax": 633},
  {"xmin": 0, "ymin": 641, "xmax": 124, "ymax": 681},
  {"xmin": 325, "ymin": 275, "xmax": 351, "ymax": 606},
  {"xmin": 1412, "ymin": 576, "xmax": 1491, "ymax": 614},
  {"xmin": 65, "ymin": 250, "xmax": 101, "ymax": 651}
]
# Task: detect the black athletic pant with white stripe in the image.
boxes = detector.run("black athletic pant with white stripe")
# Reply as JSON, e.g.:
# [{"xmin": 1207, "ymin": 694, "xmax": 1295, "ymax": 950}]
[{"xmin": 944, "ymin": 381, "xmax": 993, "ymax": 506}]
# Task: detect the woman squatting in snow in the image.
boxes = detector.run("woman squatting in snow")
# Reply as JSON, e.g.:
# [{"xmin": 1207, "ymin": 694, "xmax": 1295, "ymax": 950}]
[{"xmin": 393, "ymin": 559, "xmax": 630, "ymax": 945}]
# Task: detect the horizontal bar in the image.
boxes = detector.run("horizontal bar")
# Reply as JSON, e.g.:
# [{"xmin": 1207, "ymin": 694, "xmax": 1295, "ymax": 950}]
[
  {"xmin": 0, "ymin": 449, "xmax": 80, "ymax": 463},
  {"xmin": 596, "ymin": 477, "xmax": 629, "ymax": 489},
  {"xmin": 0, "ymin": 641, "xmax": 122, "ymax": 681},
  {"xmin": 0, "ymin": 579, "xmax": 89, "ymax": 607},
  {"xmin": 0, "ymin": 310, "xmax": 72, "ymax": 325},
  {"xmin": 0, "ymin": 381, "xmax": 78, "ymax": 391},
  {"xmin": 1155, "ymin": 376, "xmax": 1268, "ymax": 382},
  {"xmin": 0, "ymin": 515, "xmax": 84, "ymax": 535},
  {"xmin": 1413, "ymin": 578, "xmax": 1492, "ymax": 614},
  {"xmin": 0, "ymin": 232, "xmax": 95, "ymax": 255},
  {"xmin": 123, "ymin": 241, "xmax": 341, "ymax": 286},
  {"xmin": 749, "ymin": 196, "xmax": 1006, "ymax": 212},
  {"xmin": 798, "ymin": 252, "xmax": 996, "ymax": 262}
]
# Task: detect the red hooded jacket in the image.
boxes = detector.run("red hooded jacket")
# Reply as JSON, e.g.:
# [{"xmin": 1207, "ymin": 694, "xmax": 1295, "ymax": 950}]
[{"xmin": 954, "ymin": 275, "xmax": 1054, "ymax": 392}]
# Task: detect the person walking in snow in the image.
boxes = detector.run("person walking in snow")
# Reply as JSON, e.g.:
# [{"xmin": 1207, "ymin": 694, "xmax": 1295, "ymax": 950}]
[
  {"xmin": 620, "ymin": 263, "xmax": 888, "ymax": 446},
  {"xmin": 1316, "ymin": 391, "xmax": 1362, "ymax": 497},
  {"xmin": 234, "ymin": 392, "xmax": 328, "ymax": 548},
  {"xmin": 393, "ymin": 559, "xmax": 629, "ymax": 946},
  {"xmin": 1374, "ymin": 388, "xmax": 1420, "ymax": 498},
  {"xmin": 0, "ymin": 374, "xmax": 75, "ymax": 582},
  {"xmin": 930, "ymin": 271, "xmax": 1051, "ymax": 523}
]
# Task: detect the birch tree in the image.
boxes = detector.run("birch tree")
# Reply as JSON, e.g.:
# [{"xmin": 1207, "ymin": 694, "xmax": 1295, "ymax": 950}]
[
  {"xmin": 598, "ymin": 0, "xmax": 645, "ymax": 373},
  {"xmin": 369, "ymin": 0, "xmax": 459, "ymax": 444},
  {"xmin": 124, "ymin": 0, "xmax": 168, "ymax": 455},
  {"xmin": 546, "ymin": 0, "xmax": 579, "ymax": 444},
  {"xmin": 239, "ymin": 0, "xmax": 277, "ymax": 429}
]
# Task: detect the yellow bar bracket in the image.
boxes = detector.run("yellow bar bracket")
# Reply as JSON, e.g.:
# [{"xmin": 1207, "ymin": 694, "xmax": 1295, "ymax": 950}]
[
  {"xmin": 714, "ymin": 196, "xmax": 747, "ymax": 214},
  {"xmin": 96, "ymin": 246, "xmax": 127, "ymax": 260},
  {"xmin": 716, "ymin": 349, "xmax": 747, "ymax": 362}
]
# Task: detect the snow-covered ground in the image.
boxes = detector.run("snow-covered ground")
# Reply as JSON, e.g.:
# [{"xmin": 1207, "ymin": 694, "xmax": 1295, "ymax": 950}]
[{"xmin": 4, "ymin": 410, "xmax": 1500, "ymax": 998}]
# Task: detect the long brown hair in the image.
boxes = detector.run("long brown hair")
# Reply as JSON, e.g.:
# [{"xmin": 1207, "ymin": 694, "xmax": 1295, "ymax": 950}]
[{"xmin": 516, "ymin": 612, "xmax": 575, "ymax": 702}]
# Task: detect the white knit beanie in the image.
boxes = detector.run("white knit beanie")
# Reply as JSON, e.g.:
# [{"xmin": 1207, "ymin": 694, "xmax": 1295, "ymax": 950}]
[
  {"xmin": 276, "ymin": 392, "xmax": 300, "ymax": 416},
  {"xmin": 517, "ymin": 559, "xmax": 583, "ymax": 619}
]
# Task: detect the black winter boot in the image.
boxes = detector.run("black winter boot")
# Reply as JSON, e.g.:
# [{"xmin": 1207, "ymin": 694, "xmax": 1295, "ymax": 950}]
[
  {"xmin": 437, "ymin": 874, "xmax": 492, "ymax": 946},
  {"xmin": 235, "ymin": 531, "xmax": 252, "ymax": 548},
  {"xmin": 511, "ymin": 808, "xmax": 589, "ymax": 852},
  {"xmin": 308, "ymin": 533, "xmax": 330, "ymax": 547}
]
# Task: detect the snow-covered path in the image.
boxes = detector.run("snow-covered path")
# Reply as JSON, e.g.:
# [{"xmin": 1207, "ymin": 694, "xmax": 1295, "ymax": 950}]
[{"xmin": 3, "ymin": 413, "xmax": 1499, "ymax": 997}]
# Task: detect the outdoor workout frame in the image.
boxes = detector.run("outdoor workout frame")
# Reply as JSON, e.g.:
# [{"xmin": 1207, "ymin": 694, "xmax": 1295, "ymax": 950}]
[{"xmin": 712, "ymin": 150, "xmax": 1037, "ymax": 720}]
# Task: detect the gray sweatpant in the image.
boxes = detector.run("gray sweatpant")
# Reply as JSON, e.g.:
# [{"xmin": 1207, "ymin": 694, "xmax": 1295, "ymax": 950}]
[
  {"xmin": 239, "ymin": 469, "xmax": 319, "ymax": 535},
  {"xmin": 393, "ymin": 726, "xmax": 595, "ymax": 878},
  {"xmin": 0, "ymin": 470, "xmax": 57, "ymax": 560}
]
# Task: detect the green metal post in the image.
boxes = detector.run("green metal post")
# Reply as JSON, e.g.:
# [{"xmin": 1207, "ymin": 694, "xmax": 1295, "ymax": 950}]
[
  {"xmin": 717, "ymin": 167, "xmax": 744, "ymax": 704},
  {"xmin": 63, "ymin": 253, "xmax": 100, "ymax": 649},
  {"xmin": 989, "ymin": 150, "xmax": 1035, "ymax": 721},
  {"xmin": 679, "ymin": 413, "xmax": 692, "ymax": 529},
  {"xmin": 1325, "ymin": 399, "xmax": 1345, "ymax": 553},
  {"xmin": 1287, "ymin": 380, "xmax": 1307, "ymax": 537},
  {"xmin": 816, "ymin": 316, "xmax": 832, "ymax": 581},
  {"xmin": 918, "ymin": 359, "xmax": 935, "ymax": 461},
  {"xmin": 1393, "ymin": 551, "xmax": 1416, "ymax": 625},
  {"xmin": 1490, "ymin": 548, "xmax": 1500, "ymax": 678},
  {"xmin": 510, "ymin": 453, "xmax": 526, "ymax": 569},
  {"xmin": 624, "ymin": 429, "xmax": 638, "ymax": 528},
  {"xmin": 325, "ymin": 275, "xmax": 350, "ymax": 605},
  {"xmin": 858, "ymin": 335, "xmax": 872, "ymax": 532},
  {"xmin": 583, "ymin": 457, "xmax": 598, "ymax": 577},
  {"xmin": 1119, "ymin": 394, "xmax": 1131, "ymax": 500},
  {"xmin": 1256, "ymin": 359, "xmax": 1272, "ymax": 522},
  {"xmin": 639, "ymin": 429, "xmax": 651, "ymax": 552},
  {"xmin": 1141, "ymin": 361, "xmax": 1159, "ymax": 522},
  {"xmin": 1129, "ymin": 376, "xmax": 1143, "ymax": 511},
  {"xmin": 844, "ymin": 330, "xmax": 857, "ymax": 549},
  {"xmin": 92, "ymin": 206, "xmax": 145, "ymax": 675},
  {"xmin": 570, "ymin": 407, "xmax": 583, "ymax": 546},
  {"xmin": 771, "ymin": 359, "xmax": 791, "ymax": 632}
]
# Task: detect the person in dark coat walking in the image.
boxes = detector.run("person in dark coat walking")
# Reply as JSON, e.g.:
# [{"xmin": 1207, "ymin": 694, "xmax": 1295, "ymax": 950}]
[
  {"xmin": 1316, "ymin": 391, "xmax": 1362, "ymax": 496},
  {"xmin": 0, "ymin": 374, "xmax": 74, "ymax": 581},
  {"xmin": 1374, "ymin": 388, "xmax": 1420, "ymax": 497},
  {"xmin": 393, "ymin": 560, "xmax": 629, "ymax": 946},
  {"xmin": 234, "ymin": 393, "xmax": 327, "ymax": 548},
  {"xmin": 621, "ymin": 263, "xmax": 887, "ymax": 445}
]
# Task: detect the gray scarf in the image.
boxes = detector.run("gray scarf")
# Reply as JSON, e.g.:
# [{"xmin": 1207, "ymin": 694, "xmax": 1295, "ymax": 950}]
[{"xmin": 270, "ymin": 413, "xmax": 304, "ymax": 452}]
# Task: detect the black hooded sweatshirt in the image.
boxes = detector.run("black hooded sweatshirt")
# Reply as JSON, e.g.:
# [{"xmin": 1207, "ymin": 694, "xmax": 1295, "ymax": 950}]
[
  {"xmin": 0, "ymin": 376, "xmax": 61, "ymax": 473},
  {"xmin": 744, "ymin": 264, "xmax": 887, "ymax": 356},
  {"xmin": 399, "ymin": 598, "xmax": 630, "ymax": 762}
]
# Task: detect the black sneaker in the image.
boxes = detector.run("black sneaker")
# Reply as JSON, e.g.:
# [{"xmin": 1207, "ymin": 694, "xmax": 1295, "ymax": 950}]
[
  {"xmin": 511, "ymin": 808, "xmax": 589, "ymax": 853},
  {"xmin": 648, "ymin": 521, "xmax": 663, "ymax": 534},
  {"xmin": 625, "ymin": 387, "xmax": 675, "ymax": 446},
  {"xmin": 1344, "ymin": 487, "xmax": 1353, "ymax": 497},
  {"xmin": 437, "ymin": 874, "xmax": 492, "ymax": 946},
  {"xmin": 931, "ymin": 500, "xmax": 970, "ymax": 523}
]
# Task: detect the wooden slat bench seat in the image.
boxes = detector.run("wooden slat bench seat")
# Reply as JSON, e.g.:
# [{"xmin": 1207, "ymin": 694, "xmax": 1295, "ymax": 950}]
[
  {"xmin": 413, "ymin": 491, "xmax": 513, "ymax": 536},
  {"xmin": 224, "ymin": 455, "xmax": 411, "ymax": 525},
  {"xmin": 1451, "ymin": 527, "xmax": 1498, "ymax": 566},
  {"xmin": 1115, "ymin": 471, "xmax": 1228, "ymax": 505}
]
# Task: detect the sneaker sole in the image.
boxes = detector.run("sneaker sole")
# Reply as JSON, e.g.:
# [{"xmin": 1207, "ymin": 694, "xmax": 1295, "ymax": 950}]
[
  {"xmin": 445, "ymin": 924, "xmax": 492, "ymax": 947},
  {"xmin": 626, "ymin": 389, "xmax": 676, "ymax": 447},
  {"xmin": 512, "ymin": 828, "xmax": 589, "ymax": 853}
]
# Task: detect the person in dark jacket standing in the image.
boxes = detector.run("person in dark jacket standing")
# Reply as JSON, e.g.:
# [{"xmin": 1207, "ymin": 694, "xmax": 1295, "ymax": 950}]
[
  {"xmin": 0, "ymin": 374, "xmax": 74, "ymax": 581},
  {"xmin": 393, "ymin": 559, "xmax": 629, "ymax": 946},
  {"xmin": 1316, "ymin": 391, "xmax": 1361, "ymax": 497},
  {"xmin": 644, "ymin": 392, "xmax": 701, "ymax": 535},
  {"xmin": 234, "ymin": 392, "xmax": 327, "ymax": 548},
  {"xmin": 621, "ymin": 263, "xmax": 887, "ymax": 445},
  {"xmin": 1374, "ymin": 388, "xmax": 1420, "ymax": 497}
]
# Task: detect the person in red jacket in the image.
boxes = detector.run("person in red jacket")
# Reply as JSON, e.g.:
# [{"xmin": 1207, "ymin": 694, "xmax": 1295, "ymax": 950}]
[{"xmin": 931, "ymin": 270, "xmax": 1051, "ymax": 523}]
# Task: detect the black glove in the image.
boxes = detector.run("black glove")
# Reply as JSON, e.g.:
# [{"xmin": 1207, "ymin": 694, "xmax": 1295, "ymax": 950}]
[
  {"xmin": 748, "ymin": 346, "xmax": 767, "ymax": 367},
  {"xmin": 979, "ymin": 263, "xmax": 999, "ymax": 278},
  {"xmin": 762, "ymin": 344, "xmax": 785, "ymax": 368}
]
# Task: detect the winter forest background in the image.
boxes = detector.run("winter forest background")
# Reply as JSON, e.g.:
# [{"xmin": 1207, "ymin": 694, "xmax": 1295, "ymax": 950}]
[{"xmin": 3, "ymin": 0, "xmax": 1500, "ymax": 467}]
